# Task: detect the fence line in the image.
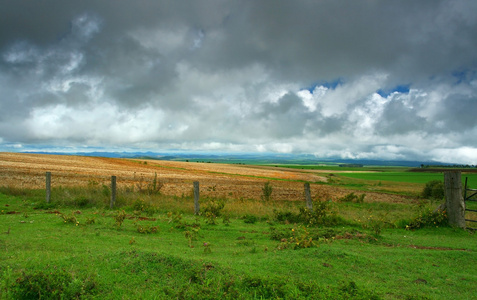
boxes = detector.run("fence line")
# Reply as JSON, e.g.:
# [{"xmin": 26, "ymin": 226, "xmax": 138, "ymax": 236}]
[{"xmin": 43, "ymin": 172, "xmax": 314, "ymax": 211}]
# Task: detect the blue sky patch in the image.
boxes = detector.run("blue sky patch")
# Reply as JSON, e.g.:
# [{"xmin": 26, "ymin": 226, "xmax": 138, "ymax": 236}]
[
  {"xmin": 304, "ymin": 78, "xmax": 343, "ymax": 93},
  {"xmin": 452, "ymin": 69, "xmax": 476, "ymax": 85},
  {"xmin": 377, "ymin": 84, "xmax": 410, "ymax": 97}
]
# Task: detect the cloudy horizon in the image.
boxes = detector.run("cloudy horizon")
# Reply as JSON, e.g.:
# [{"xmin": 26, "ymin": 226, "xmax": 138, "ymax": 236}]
[{"xmin": 1, "ymin": 1, "xmax": 477, "ymax": 164}]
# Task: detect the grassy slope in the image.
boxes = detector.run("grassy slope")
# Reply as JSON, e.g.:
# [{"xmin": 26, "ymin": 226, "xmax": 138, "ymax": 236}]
[{"xmin": 1, "ymin": 192, "xmax": 476, "ymax": 299}]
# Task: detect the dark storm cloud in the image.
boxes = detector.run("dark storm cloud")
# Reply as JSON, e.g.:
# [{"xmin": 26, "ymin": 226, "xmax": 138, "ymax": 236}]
[
  {"xmin": 0, "ymin": 0, "xmax": 476, "ymax": 163},
  {"xmin": 376, "ymin": 95, "xmax": 427, "ymax": 136},
  {"xmin": 255, "ymin": 93, "xmax": 312, "ymax": 138}
]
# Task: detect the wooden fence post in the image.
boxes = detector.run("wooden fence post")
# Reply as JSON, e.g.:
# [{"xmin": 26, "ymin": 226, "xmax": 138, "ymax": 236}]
[
  {"xmin": 110, "ymin": 176, "xmax": 117, "ymax": 209},
  {"xmin": 45, "ymin": 172, "xmax": 51, "ymax": 203},
  {"xmin": 194, "ymin": 181, "xmax": 200, "ymax": 215},
  {"xmin": 444, "ymin": 171, "xmax": 466, "ymax": 228},
  {"xmin": 304, "ymin": 183, "xmax": 313, "ymax": 210}
]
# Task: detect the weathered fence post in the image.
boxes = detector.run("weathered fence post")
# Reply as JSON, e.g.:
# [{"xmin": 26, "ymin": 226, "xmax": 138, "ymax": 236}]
[
  {"xmin": 193, "ymin": 181, "xmax": 200, "ymax": 215},
  {"xmin": 110, "ymin": 176, "xmax": 117, "ymax": 209},
  {"xmin": 444, "ymin": 171, "xmax": 466, "ymax": 228},
  {"xmin": 304, "ymin": 183, "xmax": 313, "ymax": 210},
  {"xmin": 45, "ymin": 172, "xmax": 51, "ymax": 203}
]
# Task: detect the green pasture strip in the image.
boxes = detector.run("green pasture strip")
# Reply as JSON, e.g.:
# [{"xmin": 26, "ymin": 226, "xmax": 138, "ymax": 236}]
[
  {"xmin": 1, "ymin": 191, "xmax": 477, "ymax": 299},
  {"xmin": 339, "ymin": 172, "xmax": 477, "ymax": 183},
  {"xmin": 338, "ymin": 172, "xmax": 477, "ymax": 185},
  {"xmin": 338, "ymin": 172, "xmax": 444, "ymax": 184},
  {"xmin": 268, "ymin": 165, "xmax": 410, "ymax": 172}
]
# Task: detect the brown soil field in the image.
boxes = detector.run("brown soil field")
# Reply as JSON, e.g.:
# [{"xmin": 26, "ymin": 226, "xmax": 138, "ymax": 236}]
[{"xmin": 0, "ymin": 152, "xmax": 412, "ymax": 203}]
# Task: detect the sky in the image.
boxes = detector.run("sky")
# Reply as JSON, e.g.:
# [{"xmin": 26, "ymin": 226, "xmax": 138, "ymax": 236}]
[{"xmin": 1, "ymin": 1, "xmax": 477, "ymax": 164}]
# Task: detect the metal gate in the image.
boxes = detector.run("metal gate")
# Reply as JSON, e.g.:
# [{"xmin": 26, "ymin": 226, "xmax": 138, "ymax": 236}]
[{"xmin": 464, "ymin": 177, "xmax": 477, "ymax": 230}]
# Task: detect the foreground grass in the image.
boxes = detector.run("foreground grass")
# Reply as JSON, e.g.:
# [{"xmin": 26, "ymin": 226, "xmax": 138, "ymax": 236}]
[{"xmin": 0, "ymin": 191, "xmax": 476, "ymax": 299}]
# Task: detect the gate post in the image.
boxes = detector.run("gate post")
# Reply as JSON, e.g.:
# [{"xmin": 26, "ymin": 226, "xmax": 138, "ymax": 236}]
[{"xmin": 444, "ymin": 171, "xmax": 466, "ymax": 228}]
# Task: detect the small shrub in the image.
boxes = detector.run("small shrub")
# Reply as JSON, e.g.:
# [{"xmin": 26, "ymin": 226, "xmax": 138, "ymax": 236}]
[
  {"xmin": 407, "ymin": 208, "xmax": 447, "ymax": 230},
  {"xmin": 369, "ymin": 218, "xmax": 384, "ymax": 236},
  {"xmin": 261, "ymin": 182, "xmax": 273, "ymax": 201},
  {"xmin": 85, "ymin": 217, "xmax": 96, "ymax": 225},
  {"xmin": 269, "ymin": 226, "xmax": 289, "ymax": 241},
  {"xmin": 275, "ymin": 226, "xmax": 316, "ymax": 250},
  {"xmin": 185, "ymin": 227, "xmax": 200, "ymax": 247},
  {"xmin": 167, "ymin": 211, "xmax": 183, "ymax": 223},
  {"xmin": 60, "ymin": 213, "xmax": 78, "ymax": 225},
  {"xmin": 421, "ymin": 180, "xmax": 444, "ymax": 200},
  {"xmin": 205, "ymin": 211, "xmax": 218, "ymax": 225},
  {"xmin": 243, "ymin": 214, "xmax": 258, "ymax": 224},
  {"xmin": 359, "ymin": 213, "xmax": 388, "ymax": 236},
  {"xmin": 273, "ymin": 209, "xmax": 304, "ymax": 224},
  {"xmin": 273, "ymin": 200, "xmax": 341, "ymax": 226},
  {"xmin": 202, "ymin": 198, "xmax": 225, "ymax": 225},
  {"xmin": 114, "ymin": 210, "xmax": 127, "ymax": 228},
  {"xmin": 222, "ymin": 214, "xmax": 231, "ymax": 226},
  {"xmin": 202, "ymin": 198, "xmax": 225, "ymax": 217},
  {"xmin": 299, "ymin": 201, "xmax": 342, "ymax": 226}
]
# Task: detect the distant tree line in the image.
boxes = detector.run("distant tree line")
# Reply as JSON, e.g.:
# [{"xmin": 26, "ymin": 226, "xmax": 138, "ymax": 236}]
[{"xmin": 420, "ymin": 164, "xmax": 477, "ymax": 169}]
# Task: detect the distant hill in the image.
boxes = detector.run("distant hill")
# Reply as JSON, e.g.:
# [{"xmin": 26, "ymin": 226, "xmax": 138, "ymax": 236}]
[{"xmin": 20, "ymin": 151, "xmax": 454, "ymax": 167}]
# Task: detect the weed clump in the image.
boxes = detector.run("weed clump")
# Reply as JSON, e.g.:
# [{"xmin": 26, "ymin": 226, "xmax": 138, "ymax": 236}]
[
  {"xmin": 406, "ymin": 208, "xmax": 447, "ymax": 230},
  {"xmin": 60, "ymin": 212, "xmax": 78, "ymax": 225},
  {"xmin": 261, "ymin": 182, "xmax": 273, "ymax": 201},
  {"xmin": 135, "ymin": 173, "xmax": 163, "ymax": 195},
  {"xmin": 339, "ymin": 192, "xmax": 365, "ymax": 203},
  {"xmin": 114, "ymin": 210, "xmax": 127, "ymax": 228},
  {"xmin": 136, "ymin": 224, "xmax": 159, "ymax": 234},
  {"xmin": 202, "ymin": 198, "xmax": 225, "ymax": 225},
  {"xmin": 185, "ymin": 227, "xmax": 200, "ymax": 247},
  {"xmin": 275, "ymin": 226, "xmax": 316, "ymax": 250},
  {"xmin": 130, "ymin": 199, "xmax": 157, "ymax": 216},
  {"xmin": 273, "ymin": 200, "xmax": 344, "ymax": 227}
]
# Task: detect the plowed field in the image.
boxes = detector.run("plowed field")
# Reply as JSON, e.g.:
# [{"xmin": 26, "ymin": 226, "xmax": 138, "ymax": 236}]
[{"xmin": 0, "ymin": 152, "xmax": 411, "ymax": 203}]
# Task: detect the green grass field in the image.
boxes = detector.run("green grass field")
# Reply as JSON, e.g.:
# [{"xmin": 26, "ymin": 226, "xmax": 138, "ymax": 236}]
[
  {"xmin": 1, "ymin": 185, "xmax": 476, "ymax": 299},
  {"xmin": 336, "ymin": 172, "xmax": 477, "ymax": 185}
]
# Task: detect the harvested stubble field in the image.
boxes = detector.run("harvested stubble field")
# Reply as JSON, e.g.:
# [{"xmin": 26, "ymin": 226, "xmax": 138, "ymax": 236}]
[{"xmin": 0, "ymin": 152, "xmax": 411, "ymax": 204}]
